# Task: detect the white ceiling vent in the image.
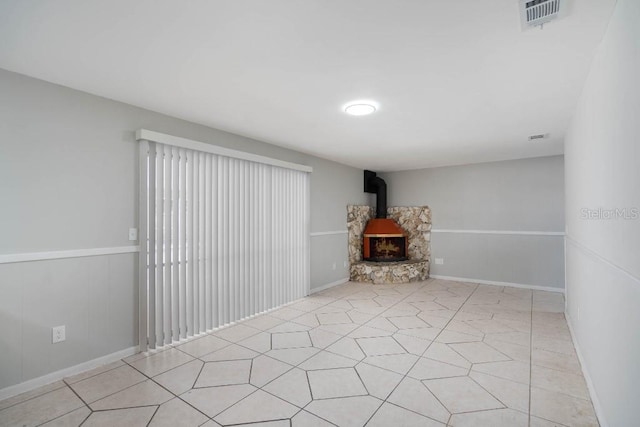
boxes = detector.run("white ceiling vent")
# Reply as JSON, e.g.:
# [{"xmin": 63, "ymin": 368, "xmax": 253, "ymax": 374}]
[{"xmin": 520, "ymin": 0, "xmax": 565, "ymax": 30}]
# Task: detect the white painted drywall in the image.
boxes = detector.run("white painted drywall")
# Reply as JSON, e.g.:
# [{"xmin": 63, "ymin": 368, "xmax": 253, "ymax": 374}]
[
  {"xmin": 382, "ymin": 156, "xmax": 565, "ymax": 289},
  {"xmin": 0, "ymin": 68, "xmax": 367, "ymax": 390},
  {"xmin": 564, "ymin": 0, "xmax": 640, "ymax": 425}
]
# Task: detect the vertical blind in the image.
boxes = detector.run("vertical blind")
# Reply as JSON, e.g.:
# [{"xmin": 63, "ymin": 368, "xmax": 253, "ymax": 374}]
[{"xmin": 138, "ymin": 136, "xmax": 310, "ymax": 351}]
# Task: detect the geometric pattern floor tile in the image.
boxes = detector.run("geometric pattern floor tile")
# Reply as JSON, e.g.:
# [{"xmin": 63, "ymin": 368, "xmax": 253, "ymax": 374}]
[
  {"xmin": 308, "ymin": 367, "xmax": 367, "ymax": 399},
  {"xmin": 423, "ymin": 376, "xmax": 504, "ymax": 413},
  {"xmin": 194, "ymin": 360, "xmax": 251, "ymax": 387},
  {"xmin": 0, "ymin": 279, "xmax": 598, "ymax": 427}
]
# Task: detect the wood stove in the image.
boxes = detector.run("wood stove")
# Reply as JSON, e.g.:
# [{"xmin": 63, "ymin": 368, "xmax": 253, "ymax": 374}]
[{"xmin": 362, "ymin": 171, "xmax": 409, "ymax": 262}]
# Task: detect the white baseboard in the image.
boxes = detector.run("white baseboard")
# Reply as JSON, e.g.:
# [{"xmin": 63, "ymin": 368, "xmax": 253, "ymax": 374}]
[
  {"xmin": 0, "ymin": 346, "xmax": 138, "ymax": 401},
  {"xmin": 310, "ymin": 277, "xmax": 349, "ymax": 294},
  {"xmin": 565, "ymin": 313, "xmax": 607, "ymax": 427},
  {"xmin": 430, "ymin": 275, "xmax": 564, "ymax": 293}
]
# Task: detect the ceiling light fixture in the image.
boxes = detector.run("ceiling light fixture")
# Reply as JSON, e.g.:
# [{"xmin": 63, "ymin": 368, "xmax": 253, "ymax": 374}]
[{"xmin": 344, "ymin": 101, "xmax": 378, "ymax": 116}]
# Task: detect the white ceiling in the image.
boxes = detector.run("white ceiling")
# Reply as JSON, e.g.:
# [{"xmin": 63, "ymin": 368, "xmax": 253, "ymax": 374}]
[{"xmin": 0, "ymin": 0, "xmax": 615, "ymax": 171}]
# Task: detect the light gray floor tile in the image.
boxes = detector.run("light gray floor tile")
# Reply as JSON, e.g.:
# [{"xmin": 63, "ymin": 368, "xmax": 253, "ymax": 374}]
[
  {"xmin": 291, "ymin": 410, "xmax": 335, "ymax": 426},
  {"xmin": 0, "ymin": 381, "xmax": 66, "ymax": 411},
  {"xmin": 308, "ymin": 368, "xmax": 367, "ymax": 399},
  {"xmin": 148, "ymin": 397, "xmax": 209, "ymax": 427},
  {"xmin": 263, "ymin": 367, "xmax": 312, "ymax": 407},
  {"xmin": 250, "ymin": 355, "xmax": 292, "ymax": 387},
  {"xmin": 266, "ymin": 347, "xmax": 320, "ymax": 365},
  {"xmin": 423, "ymin": 376, "xmax": 504, "ymax": 414},
  {"xmin": 213, "ymin": 324, "xmax": 261, "ymax": 342},
  {"xmin": 195, "ymin": 360, "xmax": 251, "ymax": 387},
  {"xmin": 356, "ymin": 336, "xmax": 406, "ymax": 356},
  {"xmin": 69, "ymin": 364, "xmax": 146, "ymax": 403},
  {"xmin": 214, "ymin": 390, "xmax": 298, "ymax": 425},
  {"xmin": 471, "ymin": 360, "xmax": 531, "ymax": 385},
  {"xmin": 407, "ymin": 357, "xmax": 468, "ymax": 380},
  {"xmin": 128, "ymin": 348, "xmax": 195, "ymax": 377},
  {"xmin": 531, "ymin": 365, "xmax": 590, "ymax": 400},
  {"xmin": 306, "ymin": 395, "xmax": 383, "ymax": 427},
  {"xmin": 272, "ymin": 331, "xmax": 312, "ymax": 349},
  {"xmin": 355, "ymin": 363, "xmax": 404, "ymax": 400},
  {"xmin": 82, "ymin": 406, "xmax": 157, "ymax": 427},
  {"xmin": 362, "ymin": 353, "xmax": 419, "ymax": 375},
  {"xmin": 175, "ymin": 335, "xmax": 230, "ymax": 357},
  {"xmin": 530, "ymin": 387, "xmax": 598, "ymax": 426},
  {"xmin": 392, "ymin": 333, "xmax": 432, "ymax": 355},
  {"xmin": 299, "ymin": 350, "xmax": 359, "ymax": 370},
  {"xmin": 469, "ymin": 371, "xmax": 530, "ymax": 413},
  {"xmin": 152, "ymin": 359, "xmax": 203, "ymax": 395},
  {"xmin": 180, "ymin": 384, "xmax": 256, "ymax": 418},
  {"xmin": 40, "ymin": 406, "xmax": 91, "ymax": 427},
  {"xmin": 367, "ymin": 402, "xmax": 445, "ymax": 427},
  {"xmin": 325, "ymin": 337, "xmax": 366, "ymax": 360},
  {"xmin": 448, "ymin": 341, "xmax": 511, "ymax": 363},
  {"xmin": 317, "ymin": 312, "xmax": 353, "ymax": 325},
  {"xmin": 0, "ymin": 387, "xmax": 85, "ymax": 427},
  {"xmin": 387, "ymin": 377, "xmax": 449, "ymax": 423},
  {"xmin": 238, "ymin": 332, "xmax": 273, "ymax": 353},
  {"xmin": 200, "ymin": 343, "xmax": 260, "ymax": 362},
  {"xmin": 532, "ymin": 348, "xmax": 582, "ymax": 375},
  {"xmin": 64, "ymin": 361, "xmax": 124, "ymax": 385},
  {"xmin": 90, "ymin": 379, "xmax": 173, "ymax": 410}
]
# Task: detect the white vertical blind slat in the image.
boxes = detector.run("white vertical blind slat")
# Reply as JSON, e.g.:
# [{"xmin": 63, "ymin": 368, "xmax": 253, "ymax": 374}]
[
  {"xmin": 179, "ymin": 149, "xmax": 187, "ymax": 339},
  {"xmin": 164, "ymin": 144, "xmax": 172, "ymax": 345},
  {"xmin": 222, "ymin": 157, "xmax": 230, "ymax": 325},
  {"xmin": 198, "ymin": 153, "xmax": 206, "ymax": 333},
  {"xmin": 192, "ymin": 152, "xmax": 200, "ymax": 335},
  {"xmin": 148, "ymin": 142, "xmax": 157, "ymax": 349},
  {"xmin": 211, "ymin": 155, "xmax": 219, "ymax": 329},
  {"xmin": 156, "ymin": 144, "xmax": 164, "ymax": 346},
  {"xmin": 204, "ymin": 154, "xmax": 212, "ymax": 331},
  {"xmin": 186, "ymin": 150, "xmax": 194, "ymax": 337},
  {"xmin": 171, "ymin": 147, "xmax": 180, "ymax": 342},
  {"xmin": 138, "ymin": 140, "xmax": 149, "ymax": 352}
]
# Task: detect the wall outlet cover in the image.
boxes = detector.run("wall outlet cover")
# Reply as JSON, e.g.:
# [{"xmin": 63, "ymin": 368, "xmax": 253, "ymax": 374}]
[
  {"xmin": 435, "ymin": 258, "xmax": 444, "ymax": 265},
  {"xmin": 128, "ymin": 228, "xmax": 138, "ymax": 241},
  {"xmin": 52, "ymin": 325, "xmax": 66, "ymax": 344}
]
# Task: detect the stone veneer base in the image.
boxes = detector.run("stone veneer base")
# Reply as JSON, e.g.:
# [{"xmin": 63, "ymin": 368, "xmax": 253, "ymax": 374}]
[
  {"xmin": 350, "ymin": 259, "xmax": 429, "ymax": 284},
  {"xmin": 348, "ymin": 205, "xmax": 431, "ymax": 285}
]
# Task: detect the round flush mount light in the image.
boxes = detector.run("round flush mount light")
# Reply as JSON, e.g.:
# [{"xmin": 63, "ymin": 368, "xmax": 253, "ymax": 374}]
[{"xmin": 344, "ymin": 101, "xmax": 378, "ymax": 116}]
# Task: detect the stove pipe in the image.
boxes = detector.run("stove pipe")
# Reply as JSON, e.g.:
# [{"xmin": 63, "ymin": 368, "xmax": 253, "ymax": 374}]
[{"xmin": 364, "ymin": 170, "xmax": 387, "ymax": 219}]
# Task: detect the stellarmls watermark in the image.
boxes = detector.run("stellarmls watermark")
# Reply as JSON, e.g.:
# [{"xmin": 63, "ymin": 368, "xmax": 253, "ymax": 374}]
[{"xmin": 580, "ymin": 207, "xmax": 639, "ymax": 220}]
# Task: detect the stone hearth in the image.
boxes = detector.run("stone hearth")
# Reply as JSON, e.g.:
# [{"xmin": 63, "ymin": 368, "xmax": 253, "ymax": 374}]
[{"xmin": 348, "ymin": 205, "xmax": 431, "ymax": 284}]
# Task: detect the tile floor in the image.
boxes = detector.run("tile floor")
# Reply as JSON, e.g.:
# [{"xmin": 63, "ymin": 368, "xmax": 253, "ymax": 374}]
[{"xmin": 0, "ymin": 279, "xmax": 599, "ymax": 427}]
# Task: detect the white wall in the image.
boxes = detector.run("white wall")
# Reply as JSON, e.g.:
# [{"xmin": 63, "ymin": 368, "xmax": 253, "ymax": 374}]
[
  {"xmin": 564, "ymin": 0, "xmax": 640, "ymax": 425},
  {"xmin": 0, "ymin": 69, "xmax": 366, "ymax": 391},
  {"xmin": 382, "ymin": 156, "xmax": 565, "ymax": 289}
]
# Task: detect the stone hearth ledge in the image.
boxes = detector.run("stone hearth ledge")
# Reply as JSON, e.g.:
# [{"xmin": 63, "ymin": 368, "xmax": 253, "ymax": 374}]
[{"xmin": 350, "ymin": 259, "xmax": 429, "ymax": 284}]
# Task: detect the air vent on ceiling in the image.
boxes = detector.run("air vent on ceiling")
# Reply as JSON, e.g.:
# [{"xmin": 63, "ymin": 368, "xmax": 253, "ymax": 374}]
[{"xmin": 520, "ymin": 0, "xmax": 564, "ymax": 30}]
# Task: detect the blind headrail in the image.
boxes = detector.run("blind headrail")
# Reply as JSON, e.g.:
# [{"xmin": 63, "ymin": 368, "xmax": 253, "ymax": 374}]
[{"xmin": 135, "ymin": 129, "xmax": 313, "ymax": 173}]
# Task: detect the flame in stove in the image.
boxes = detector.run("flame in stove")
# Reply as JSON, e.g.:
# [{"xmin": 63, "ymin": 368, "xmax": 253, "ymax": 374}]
[{"xmin": 374, "ymin": 239, "xmax": 400, "ymax": 258}]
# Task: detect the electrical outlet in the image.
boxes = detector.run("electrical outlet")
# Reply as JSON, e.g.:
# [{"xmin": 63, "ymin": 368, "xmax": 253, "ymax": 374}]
[
  {"xmin": 52, "ymin": 325, "xmax": 66, "ymax": 344},
  {"xmin": 332, "ymin": 262, "xmax": 337, "ymax": 270},
  {"xmin": 128, "ymin": 228, "xmax": 138, "ymax": 241},
  {"xmin": 435, "ymin": 258, "xmax": 444, "ymax": 265},
  {"xmin": 343, "ymin": 260, "xmax": 348, "ymax": 268}
]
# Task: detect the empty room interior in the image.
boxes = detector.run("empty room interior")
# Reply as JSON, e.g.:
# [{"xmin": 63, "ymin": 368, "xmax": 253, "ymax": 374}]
[{"xmin": 0, "ymin": 1, "xmax": 638, "ymax": 426}]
